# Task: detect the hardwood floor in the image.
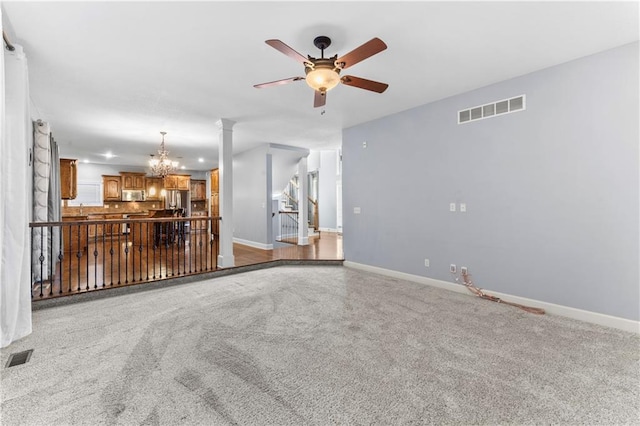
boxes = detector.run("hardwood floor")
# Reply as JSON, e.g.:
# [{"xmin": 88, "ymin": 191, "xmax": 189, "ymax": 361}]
[
  {"xmin": 234, "ymin": 232, "xmax": 343, "ymax": 266},
  {"xmin": 31, "ymin": 231, "xmax": 343, "ymax": 300}
]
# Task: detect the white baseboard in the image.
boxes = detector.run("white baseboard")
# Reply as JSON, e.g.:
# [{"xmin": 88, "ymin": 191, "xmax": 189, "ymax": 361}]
[
  {"xmin": 233, "ymin": 238, "xmax": 273, "ymax": 250},
  {"xmin": 343, "ymin": 261, "xmax": 639, "ymax": 334},
  {"xmin": 319, "ymin": 227, "xmax": 338, "ymax": 233}
]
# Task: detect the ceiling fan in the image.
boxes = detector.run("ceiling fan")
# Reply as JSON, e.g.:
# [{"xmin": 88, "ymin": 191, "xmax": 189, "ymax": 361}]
[{"xmin": 254, "ymin": 35, "xmax": 389, "ymax": 108}]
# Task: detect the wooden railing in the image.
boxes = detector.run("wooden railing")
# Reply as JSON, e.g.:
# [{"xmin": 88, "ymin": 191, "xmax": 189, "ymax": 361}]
[{"xmin": 29, "ymin": 216, "xmax": 220, "ymax": 299}]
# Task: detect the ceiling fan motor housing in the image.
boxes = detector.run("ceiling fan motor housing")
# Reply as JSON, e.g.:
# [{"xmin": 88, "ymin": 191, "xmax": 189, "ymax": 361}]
[{"xmin": 313, "ymin": 36, "xmax": 332, "ymax": 51}]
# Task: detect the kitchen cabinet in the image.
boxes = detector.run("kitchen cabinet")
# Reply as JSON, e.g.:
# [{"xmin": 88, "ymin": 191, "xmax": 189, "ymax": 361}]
[
  {"xmin": 164, "ymin": 174, "xmax": 190, "ymax": 191},
  {"xmin": 120, "ymin": 172, "xmax": 146, "ymax": 190},
  {"xmin": 177, "ymin": 175, "xmax": 190, "ymax": 191},
  {"xmin": 103, "ymin": 175, "xmax": 121, "ymax": 201},
  {"xmin": 210, "ymin": 193, "xmax": 219, "ymax": 235},
  {"xmin": 210, "ymin": 168, "xmax": 219, "ymax": 236},
  {"xmin": 87, "ymin": 216, "xmax": 104, "ymax": 239},
  {"xmin": 190, "ymin": 179, "xmax": 206, "ymax": 201},
  {"xmin": 191, "ymin": 211, "xmax": 209, "ymax": 230},
  {"xmin": 145, "ymin": 177, "xmax": 163, "ymax": 201},
  {"xmin": 104, "ymin": 214, "xmax": 123, "ymax": 236},
  {"xmin": 60, "ymin": 158, "xmax": 78, "ymax": 200},
  {"xmin": 62, "ymin": 216, "xmax": 88, "ymax": 254},
  {"xmin": 210, "ymin": 168, "xmax": 219, "ymax": 194}
]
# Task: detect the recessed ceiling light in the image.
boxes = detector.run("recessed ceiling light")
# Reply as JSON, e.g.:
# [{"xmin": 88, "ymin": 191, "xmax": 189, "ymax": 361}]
[
  {"xmin": 198, "ymin": 158, "xmax": 204, "ymax": 163},
  {"xmin": 104, "ymin": 152, "xmax": 114, "ymax": 159},
  {"xmin": 181, "ymin": 166, "xmax": 186, "ymax": 170},
  {"xmin": 83, "ymin": 159, "xmax": 90, "ymax": 163}
]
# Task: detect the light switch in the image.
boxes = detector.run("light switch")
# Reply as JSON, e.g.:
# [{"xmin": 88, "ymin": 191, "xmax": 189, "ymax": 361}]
[{"xmin": 354, "ymin": 207, "xmax": 361, "ymax": 214}]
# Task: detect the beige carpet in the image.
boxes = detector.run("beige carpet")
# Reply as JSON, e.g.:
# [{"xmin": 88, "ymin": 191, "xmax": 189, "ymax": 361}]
[{"xmin": 1, "ymin": 265, "xmax": 638, "ymax": 425}]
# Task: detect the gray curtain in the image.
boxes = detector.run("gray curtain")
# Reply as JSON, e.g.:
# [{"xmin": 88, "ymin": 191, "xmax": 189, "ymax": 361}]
[
  {"xmin": 48, "ymin": 134, "xmax": 61, "ymax": 261},
  {"xmin": 32, "ymin": 120, "xmax": 50, "ymax": 279}
]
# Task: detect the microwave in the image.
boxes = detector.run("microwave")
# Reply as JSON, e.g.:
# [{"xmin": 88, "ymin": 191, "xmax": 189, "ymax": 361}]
[{"xmin": 121, "ymin": 190, "xmax": 146, "ymax": 202}]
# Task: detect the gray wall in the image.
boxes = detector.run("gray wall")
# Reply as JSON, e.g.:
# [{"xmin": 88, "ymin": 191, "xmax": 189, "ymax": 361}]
[
  {"xmin": 343, "ymin": 42, "xmax": 639, "ymax": 321},
  {"xmin": 307, "ymin": 150, "xmax": 339, "ymax": 230},
  {"xmin": 233, "ymin": 145, "xmax": 269, "ymax": 245},
  {"xmin": 319, "ymin": 150, "xmax": 338, "ymax": 230}
]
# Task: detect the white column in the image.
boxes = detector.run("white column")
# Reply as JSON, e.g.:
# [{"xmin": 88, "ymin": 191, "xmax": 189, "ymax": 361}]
[
  {"xmin": 298, "ymin": 156, "xmax": 309, "ymax": 245},
  {"xmin": 216, "ymin": 118, "xmax": 236, "ymax": 268}
]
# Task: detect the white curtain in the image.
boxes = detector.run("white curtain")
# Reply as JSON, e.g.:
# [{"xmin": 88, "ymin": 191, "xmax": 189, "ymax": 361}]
[{"xmin": 1, "ymin": 35, "xmax": 33, "ymax": 347}]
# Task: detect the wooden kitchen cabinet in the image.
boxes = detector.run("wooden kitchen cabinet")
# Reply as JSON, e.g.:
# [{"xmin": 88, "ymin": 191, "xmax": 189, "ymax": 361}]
[
  {"xmin": 60, "ymin": 158, "xmax": 78, "ymax": 200},
  {"xmin": 177, "ymin": 175, "xmax": 190, "ymax": 191},
  {"xmin": 145, "ymin": 177, "xmax": 163, "ymax": 201},
  {"xmin": 163, "ymin": 175, "xmax": 177, "ymax": 190},
  {"xmin": 210, "ymin": 168, "xmax": 219, "ymax": 194},
  {"xmin": 62, "ymin": 216, "xmax": 88, "ymax": 254},
  {"xmin": 210, "ymin": 192, "xmax": 219, "ymax": 235},
  {"xmin": 190, "ymin": 179, "xmax": 206, "ymax": 200},
  {"xmin": 120, "ymin": 172, "xmax": 146, "ymax": 190},
  {"xmin": 87, "ymin": 217, "xmax": 104, "ymax": 239},
  {"xmin": 102, "ymin": 175, "xmax": 121, "ymax": 201},
  {"xmin": 210, "ymin": 168, "xmax": 219, "ymax": 236},
  {"xmin": 104, "ymin": 214, "xmax": 123, "ymax": 235},
  {"xmin": 164, "ymin": 174, "xmax": 190, "ymax": 190},
  {"xmin": 190, "ymin": 211, "xmax": 209, "ymax": 230}
]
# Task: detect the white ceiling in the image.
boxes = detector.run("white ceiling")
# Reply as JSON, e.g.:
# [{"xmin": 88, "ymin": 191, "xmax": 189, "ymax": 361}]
[{"xmin": 2, "ymin": 1, "xmax": 638, "ymax": 171}]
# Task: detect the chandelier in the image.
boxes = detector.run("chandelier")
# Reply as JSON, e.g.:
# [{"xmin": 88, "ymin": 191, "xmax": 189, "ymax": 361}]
[{"xmin": 149, "ymin": 131, "xmax": 178, "ymax": 177}]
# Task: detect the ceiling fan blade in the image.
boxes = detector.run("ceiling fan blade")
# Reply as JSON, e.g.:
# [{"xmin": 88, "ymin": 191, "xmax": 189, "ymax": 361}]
[
  {"xmin": 340, "ymin": 75, "xmax": 389, "ymax": 93},
  {"xmin": 265, "ymin": 39, "xmax": 310, "ymax": 65},
  {"xmin": 336, "ymin": 38, "xmax": 387, "ymax": 70},
  {"xmin": 314, "ymin": 90, "xmax": 326, "ymax": 108},
  {"xmin": 254, "ymin": 76, "xmax": 305, "ymax": 89}
]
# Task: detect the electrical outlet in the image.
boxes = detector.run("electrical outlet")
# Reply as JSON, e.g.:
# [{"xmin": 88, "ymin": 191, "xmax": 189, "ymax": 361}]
[
  {"xmin": 354, "ymin": 207, "xmax": 361, "ymax": 214},
  {"xmin": 115, "ymin": 204, "xmax": 119, "ymax": 209},
  {"xmin": 461, "ymin": 266, "xmax": 468, "ymax": 275},
  {"xmin": 424, "ymin": 258, "xmax": 430, "ymax": 267},
  {"xmin": 362, "ymin": 141, "xmax": 367, "ymax": 148},
  {"xmin": 460, "ymin": 203, "xmax": 466, "ymax": 212},
  {"xmin": 450, "ymin": 264, "xmax": 456, "ymax": 273},
  {"xmin": 449, "ymin": 203, "xmax": 456, "ymax": 212}
]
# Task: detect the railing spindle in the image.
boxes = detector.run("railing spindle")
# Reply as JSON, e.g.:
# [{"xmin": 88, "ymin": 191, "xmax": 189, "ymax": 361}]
[
  {"xmin": 102, "ymin": 222, "xmax": 106, "ymax": 288},
  {"xmin": 58, "ymin": 226, "xmax": 64, "ymax": 294},
  {"xmin": 93, "ymin": 224, "xmax": 98, "ymax": 289},
  {"xmin": 38, "ymin": 227, "xmax": 44, "ymax": 297},
  {"xmin": 138, "ymin": 222, "xmax": 144, "ymax": 282}
]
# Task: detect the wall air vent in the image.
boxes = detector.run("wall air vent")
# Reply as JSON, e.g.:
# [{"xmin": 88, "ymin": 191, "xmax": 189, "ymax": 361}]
[{"xmin": 458, "ymin": 95, "xmax": 526, "ymax": 124}]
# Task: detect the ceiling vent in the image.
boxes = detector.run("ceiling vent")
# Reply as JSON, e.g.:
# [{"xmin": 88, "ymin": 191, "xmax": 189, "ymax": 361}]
[{"xmin": 458, "ymin": 95, "xmax": 525, "ymax": 124}]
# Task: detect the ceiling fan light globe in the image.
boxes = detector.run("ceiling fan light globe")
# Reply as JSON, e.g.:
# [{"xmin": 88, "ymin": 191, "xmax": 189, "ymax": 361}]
[{"xmin": 306, "ymin": 68, "xmax": 340, "ymax": 92}]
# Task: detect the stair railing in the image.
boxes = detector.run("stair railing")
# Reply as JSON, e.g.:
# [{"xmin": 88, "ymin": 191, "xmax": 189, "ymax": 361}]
[{"xmin": 277, "ymin": 210, "xmax": 298, "ymax": 245}]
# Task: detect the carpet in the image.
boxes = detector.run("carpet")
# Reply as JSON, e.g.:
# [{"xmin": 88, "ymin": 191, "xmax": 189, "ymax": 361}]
[{"xmin": 1, "ymin": 265, "xmax": 638, "ymax": 425}]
